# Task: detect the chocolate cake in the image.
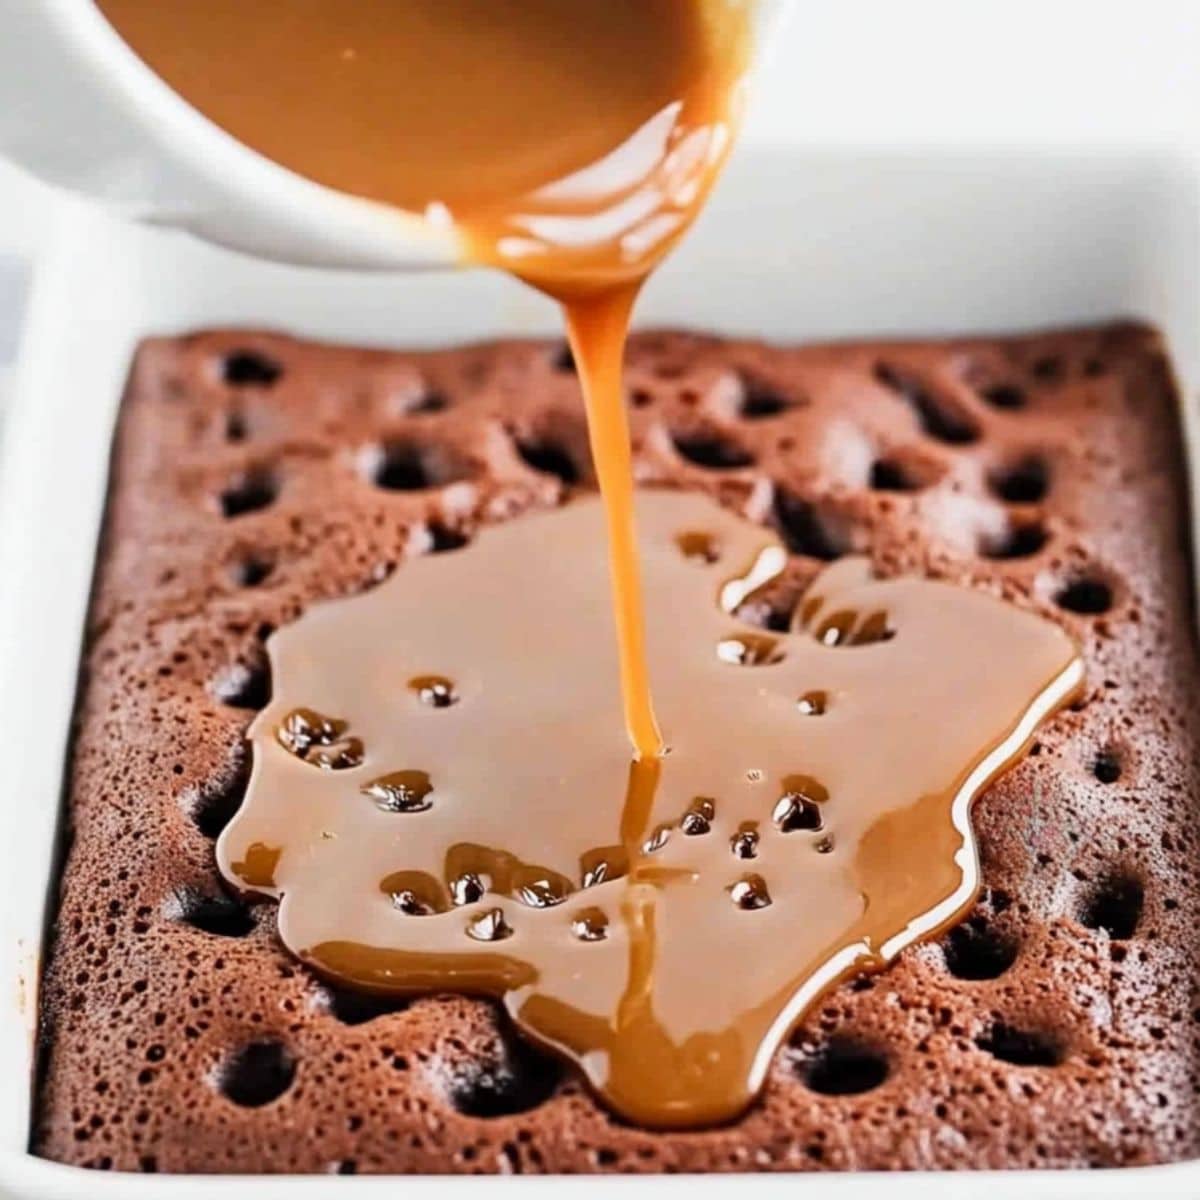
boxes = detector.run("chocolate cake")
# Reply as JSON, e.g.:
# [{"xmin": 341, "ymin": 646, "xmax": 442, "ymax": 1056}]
[{"xmin": 33, "ymin": 323, "xmax": 1200, "ymax": 1172}]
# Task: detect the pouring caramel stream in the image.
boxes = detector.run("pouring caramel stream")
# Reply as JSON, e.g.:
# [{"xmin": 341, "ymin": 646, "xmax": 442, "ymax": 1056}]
[
  {"xmin": 97, "ymin": 0, "xmax": 750, "ymax": 758},
  {"xmin": 97, "ymin": 1, "xmax": 1084, "ymax": 1127}
]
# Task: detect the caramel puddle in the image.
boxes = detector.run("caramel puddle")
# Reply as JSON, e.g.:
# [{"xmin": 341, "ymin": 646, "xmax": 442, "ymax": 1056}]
[{"xmin": 220, "ymin": 491, "xmax": 1082, "ymax": 1127}]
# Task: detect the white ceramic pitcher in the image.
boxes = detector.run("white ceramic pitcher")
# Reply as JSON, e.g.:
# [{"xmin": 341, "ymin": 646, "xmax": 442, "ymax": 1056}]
[{"xmin": 0, "ymin": 0, "xmax": 790, "ymax": 272}]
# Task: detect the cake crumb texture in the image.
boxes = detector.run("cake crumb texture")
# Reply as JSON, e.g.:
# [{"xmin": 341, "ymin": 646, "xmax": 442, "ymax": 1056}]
[{"xmin": 33, "ymin": 323, "xmax": 1200, "ymax": 1172}]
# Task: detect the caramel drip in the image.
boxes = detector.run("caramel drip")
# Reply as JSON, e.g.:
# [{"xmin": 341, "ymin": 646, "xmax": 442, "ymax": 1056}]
[
  {"xmin": 565, "ymin": 287, "xmax": 662, "ymax": 758},
  {"xmin": 220, "ymin": 492, "xmax": 1082, "ymax": 1127}
]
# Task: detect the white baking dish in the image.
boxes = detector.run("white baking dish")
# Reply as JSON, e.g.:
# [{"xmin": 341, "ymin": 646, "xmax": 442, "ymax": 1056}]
[{"xmin": 0, "ymin": 142, "xmax": 1197, "ymax": 1197}]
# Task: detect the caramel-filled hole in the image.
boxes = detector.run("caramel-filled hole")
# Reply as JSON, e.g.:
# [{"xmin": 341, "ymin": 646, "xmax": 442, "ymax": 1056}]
[
  {"xmin": 380, "ymin": 870, "xmax": 448, "ymax": 916},
  {"xmin": 466, "ymin": 907, "xmax": 514, "ymax": 942},
  {"xmin": 728, "ymin": 874, "xmax": 772, "ymax": 909},
  {"xmin": 580, "ymin": 845, "xmax": 629, "ymax": 889},
  {"xmin": 571, "ymin": 906, "xmax": 609, "ymax": 942},
  {"xmin": 408, "ymin": 675, "xmax": 459, "ymax": 709},
  {"xmin": 717, "ymin": 633, "xmax": 786, "ymax": 666},
  {"xmin": 680, "ymin": 797, "xmax": 715, "ymax": 836},
  {"xmin": 362, "ymin": 770, "xmax": 435, "ymax": 814},
  {"xmin": 739, "ymin": 378, "xmax": 797, "ymax": 420},
  {"xmin": 979, "ymin": 382, "xmax": 1025, "ymax": 410},
  {"xmin": 676, "ymin": 530, "xmax": 721, "ymax": 564},
  {"xmin": 212, "ymin": 659, "xmax": 271, "ymax": 711}
]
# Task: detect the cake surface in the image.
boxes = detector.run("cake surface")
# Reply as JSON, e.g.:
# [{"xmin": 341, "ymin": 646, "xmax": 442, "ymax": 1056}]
[{"xmin": 34, "ymin": 323, "xmax": 1200, "ymax": 1172}]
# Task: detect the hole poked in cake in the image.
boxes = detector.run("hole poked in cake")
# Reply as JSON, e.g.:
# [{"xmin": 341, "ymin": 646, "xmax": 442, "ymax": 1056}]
[
  {"xmin": 550, "ymin": 342, "xmax": 576, "ymax": 373},
  {"xmin": 1080, "ymin": 872, "xmax": 1144, "ymax": 939},
  {"xmin": 217, "ymin": 1040, "xmax": 296, "ymax": 1107},
  {"xmin": 366, "ymin": 439, "xmax": 469, "ymax": 492},
  {"xmin": 219, "ymin": 467, "xmax": 279, "ymax": 518},
  {"xmin": 738, "ymin": 375, "xmax": 800, "ymax": 419},
  {"xmin": 230, "ymin": 552, "xmax": 274, "ymax": 588},
  {"xmin": 318, "ymin": 984, "xmax": 412, "ymax": 1026},
  {"xmin": 1091, "ymin": 746, "xmax": 1123, "ymax": 784},
  {"xmin": 869, "ymin": 449, "xmax": 942, "ymax": 493},
  {"xmin": 515, "ymin": 437, "xmax": 581, "ymax": 485},
  {"xmin": 363, "ymin": 770, "xmax": 435, "ymax": 814},
  {"xmin": 426, "ymin": 521, "xmax": 470, "ymax": 554},
  {"xmin": 771, "ymin": 490, "xmax": 852, "ymax": 562},
  {"xmin": 1055, "ymin": 574, "xmax": 1114, "ymax": 615},
  {"xmin": 169, "ymin": 886, "xmax": 256, "ymax": 939},
  {"xmin": 671, "ymin": 429, "xmax": 755, "ymax": 470},
  {"xmin": 276, "ymin": 707, "xmax": 363, "ymax": 769},
  {"xmin": 445, "ymin": 1025, "xmax": 564, "ymax": 1118},
  {"xmin": 979, "ymin": 519, "xmax": 1049, "ymax": 561},
  {"xmin": 222, "ymin": 349, "xmax": 282, "ymax": 388},
  {"xmin": 874, "ymin": 363, "xmax": 981, "ymax": 446},
  {"xmin": 978, "ymin": 382, "xmax": 1027, "ymax": 411},
  {"xmin": 211, "ymin": 656, "xmax": 272, "ymax": 711},
  {"xmin": 796, "ymin": 1038, "xmax": 889, "ymax": 1095},
  {"xmin": 988, "ymin": 453, "xmax": 1050, "ymax": 504},
  {"xmin": 185, "ymin": 747, "xmax": 251, "ymax": 839},
  {"xmin": 406, "ymin": 388, "xmax": 449, "ymax": 415},
  {"xmin": 409, "ymin": 675, "xmax": 459, "ymax": 708},
  {"xmin": 224, "ymin": 409, "xmax": 249, "ymax": 443},
  {"xmin": 975, "ymin": 1023, "xmax": 1063, "ymax": 1068},
  {"xmin": 940, "ymin": 918, "xmax": 1018, "ymax": 980}
]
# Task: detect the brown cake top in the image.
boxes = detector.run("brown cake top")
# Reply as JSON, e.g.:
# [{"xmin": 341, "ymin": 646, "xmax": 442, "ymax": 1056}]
[{"xmin": 33, "ymin": 323, "xmax": 1200, "ymax": 1173}]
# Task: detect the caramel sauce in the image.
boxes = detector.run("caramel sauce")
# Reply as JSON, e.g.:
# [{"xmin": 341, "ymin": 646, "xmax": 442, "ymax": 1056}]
[
  {"xmin": 219, "ymin": 493, "xmax": 1081, "ymax": 1127},
  {"xmin": 96, "ymin": 1, "xmax": 1085, "ymax": 1127}
]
